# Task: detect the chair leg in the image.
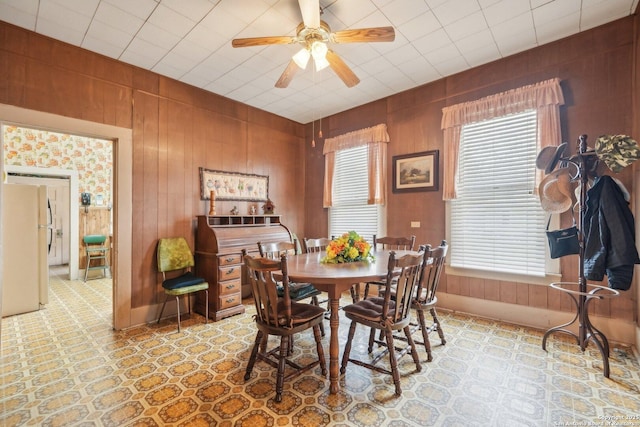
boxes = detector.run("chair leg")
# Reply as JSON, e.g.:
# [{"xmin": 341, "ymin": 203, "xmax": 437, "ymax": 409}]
[
  {"xmin": 431, "ymin": 308, "xmax": 446, "ymax": 345},
  {"xmin": 340, "ymin": 321, "xmax": 357, "ymax": 374},
  {"xmin": 157, "ymin": 296, "xmax": 169, "ymax": 324},
  {"xmin": 367, "ymin": 327, "xmax": 377, "ymax": 353},
  {"xmin": 384, "ymin": 329, "xmax": 402, "ymax": 396},
  {"xmin": 404, "ymin": 325, "xmax": 422, "ymax": 371},
  {"xmin": 175, "ymin": 296, "xmax": 181, "ymax": 332},
  {"xmin": 275, "ymin": 335, "xmax": 289, "ymax": 402},
  {"xmin": 204, "ymin": 290, "xmax": 209, "ymax": 324},
  {"xmin": 417, "ymin": 308, "xmax": 433, "ymax": 361},
  {"xmin": 312, "ymin": 324, "xmax": 327, "ymax": 376},
  {"xmin": 245, "ymin": 330, "xmax": 263, "ymax": 380}
]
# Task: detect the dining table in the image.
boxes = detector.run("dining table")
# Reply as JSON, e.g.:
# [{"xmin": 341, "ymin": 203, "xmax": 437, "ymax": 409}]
[{"xmin": 284, "ymin": 249, "xmax": 415, "ymax": 394}]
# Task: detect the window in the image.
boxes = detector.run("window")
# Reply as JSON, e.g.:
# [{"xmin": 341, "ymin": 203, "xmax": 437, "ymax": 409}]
[
  {"xmin": 329, "ymin": 145, "xmax": 385, "ymax": 241},
  {"xmin": 449, "ymin": 110, "xmax": 549, "ymax": 278}
]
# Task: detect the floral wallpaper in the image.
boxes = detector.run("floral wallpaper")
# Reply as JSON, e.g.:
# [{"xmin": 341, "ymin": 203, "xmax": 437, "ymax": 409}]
[{"xmin": 3, "ymin": 125, "xmax": 113, "ymax": 205}]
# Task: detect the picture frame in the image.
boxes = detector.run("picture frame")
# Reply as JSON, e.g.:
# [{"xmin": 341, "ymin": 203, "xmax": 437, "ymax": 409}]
[
  {"xmin": 199, "ymin": 168, "xmax": 269, "ymax": 201},
  {"xmin": 392, "ymin": 150, "xmax": 439, "ymax": 193}
]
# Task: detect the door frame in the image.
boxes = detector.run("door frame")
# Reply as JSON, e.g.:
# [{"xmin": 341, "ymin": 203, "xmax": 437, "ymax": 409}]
[
  {"xmin": 5, "ymin": 166, "xmax": 78, "ymax": 278},
  {"xmin": 0, "ymin": 103, "xmax": 133, "ymax": 330}
]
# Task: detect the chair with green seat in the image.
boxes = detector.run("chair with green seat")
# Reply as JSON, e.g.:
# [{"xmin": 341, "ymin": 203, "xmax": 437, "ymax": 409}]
[
  {"xmin": 83, "ymin": 234, "xmax": 110, "ymax": 282},
  {"xmin": 156, "ymin": 237, "xmax": 209, "ymax": 332}
]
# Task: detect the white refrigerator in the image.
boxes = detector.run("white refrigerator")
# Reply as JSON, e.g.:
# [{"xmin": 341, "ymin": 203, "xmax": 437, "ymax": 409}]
[{"xmin": 1, "ymin": 183, "xmax": 49, "ymax": 317}]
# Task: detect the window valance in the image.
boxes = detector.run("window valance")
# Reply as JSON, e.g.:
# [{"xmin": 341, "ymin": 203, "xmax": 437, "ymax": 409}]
[
  {"xmin": 441, "ymin": 78, "xmax": 564, "ymax": 200},
  {"xmin": 323, "ymin": 124, "xmax": 390, "ymax": 154},
  {"xmin": 323, "ymin": 124, "xmax": 390, "ymax": 207}
]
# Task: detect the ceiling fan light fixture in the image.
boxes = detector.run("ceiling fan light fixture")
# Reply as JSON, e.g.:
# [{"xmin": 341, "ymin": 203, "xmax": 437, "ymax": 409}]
[
  {"xmin": 292, "ymin": 48, "xmax": 311, "ymax": 69},
  {"xmin": 310, "ymin": 40, "xmax": 328, "ymax": 59},
  {"xmin": 313, "ymin": 55, "xmax": 330, "ymax": 71}
]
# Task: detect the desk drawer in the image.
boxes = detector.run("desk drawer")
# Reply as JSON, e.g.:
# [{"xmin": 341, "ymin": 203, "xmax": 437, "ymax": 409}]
[
  {"xmin": 218, "ymin": 265, "xmax": 241, "ymax": 281},
  {"xmin": 218, "ymin": 254, "xmax": 242, "ymax": 266},
  {"xmin": 219, "ymin": 293, "xmax": 241, "ymax": 309},
  {"xmin": 219, "ymin": 279, "xmax": 241, "ymax": 296}
]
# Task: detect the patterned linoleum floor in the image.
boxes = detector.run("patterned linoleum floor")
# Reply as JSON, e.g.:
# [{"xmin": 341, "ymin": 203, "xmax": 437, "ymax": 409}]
[{"xmin": 1, "ymin": 268, "xmax": 640, "ymax": 426}]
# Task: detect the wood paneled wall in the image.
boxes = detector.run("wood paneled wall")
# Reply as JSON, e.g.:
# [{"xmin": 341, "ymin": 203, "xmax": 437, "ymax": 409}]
[
  {"xmin": 304, "ymin": 16, "xmax": 638, "ymax": 323},
  {"xmin": 0, "ymin": 21, "xmax": 305, "ymax": 311}
]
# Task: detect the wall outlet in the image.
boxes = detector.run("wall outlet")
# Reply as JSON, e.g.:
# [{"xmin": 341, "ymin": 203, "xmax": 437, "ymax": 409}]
[{"xmin": 411, "ymin": 221, "xmax": 420, "ymax": 228}]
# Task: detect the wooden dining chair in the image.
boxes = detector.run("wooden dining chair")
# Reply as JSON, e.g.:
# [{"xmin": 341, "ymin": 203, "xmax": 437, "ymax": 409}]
[
  {"xmin": 243, "ymin": 253, "xmax": 327, "ymax": 403},
  {"xmin": 302, "ymin": 237, "xmax": 332, "ymax": 254},
  {"xmin": 409, "ymin": 240, "xmax": 449, "ymax": 361},
  {"xmin": 376, "ymin": 241, "xmax": 448, "ymax": 361},
  {"xmin": 362, "ymin": 235, "xmax": 416, "ymax": 299},
  {"xmin": 257, "ymin": 240, "xmax": 324, "ymax": 336},
  {"xmin": 340, "ymin": 250, "xmax": 426, "ymax": 396}
]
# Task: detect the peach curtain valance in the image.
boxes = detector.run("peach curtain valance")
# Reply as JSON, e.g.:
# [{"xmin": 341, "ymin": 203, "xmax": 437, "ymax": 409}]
[
  {"xmin": 323, "ymin": 124, "xmax": 390, "ymax": 207},
  {"xmin": 323, "ymin": 124, "xmax": 390, "ymax": 154},
  {"xmin": 441, "ymin": 78, "xmax": 564, "ymax": 200}
]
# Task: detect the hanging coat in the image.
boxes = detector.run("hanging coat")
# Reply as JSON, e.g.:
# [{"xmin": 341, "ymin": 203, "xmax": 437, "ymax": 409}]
[{"xmin": 583, "ymin": 175, "xmax": 640, "ymax": 290}]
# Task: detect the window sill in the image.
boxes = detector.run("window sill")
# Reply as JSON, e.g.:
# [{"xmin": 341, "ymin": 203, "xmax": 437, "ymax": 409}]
[{"xmin": 445, "ymin": 265, "xmax": 561, "ymax": 286}]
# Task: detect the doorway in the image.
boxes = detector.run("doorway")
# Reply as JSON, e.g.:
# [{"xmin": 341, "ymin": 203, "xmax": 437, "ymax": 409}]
[{"xmin": 1, "ymin": 104, "xmax": 133, "ymax": 330}]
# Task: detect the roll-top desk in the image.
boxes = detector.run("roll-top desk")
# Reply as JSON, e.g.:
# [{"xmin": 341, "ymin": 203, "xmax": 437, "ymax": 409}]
[{"xmin": 194, "ymin": 215, "xmax": 292, "ymax": 321}]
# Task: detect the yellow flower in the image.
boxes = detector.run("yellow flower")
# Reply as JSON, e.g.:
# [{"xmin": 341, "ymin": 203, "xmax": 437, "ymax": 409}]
[{"xmin": 321, "ymin": 231, "xmax": 375, "ymax": 264}]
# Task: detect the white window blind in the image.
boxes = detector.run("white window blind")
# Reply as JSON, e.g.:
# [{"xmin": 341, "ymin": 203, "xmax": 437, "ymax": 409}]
[
  {"xmin": 329, "ymin": 145, "xmax": 383, "ymax": 242},
  {"xmin": 450, "ymin": 110, "xmax": 547, "ymax": 276}
]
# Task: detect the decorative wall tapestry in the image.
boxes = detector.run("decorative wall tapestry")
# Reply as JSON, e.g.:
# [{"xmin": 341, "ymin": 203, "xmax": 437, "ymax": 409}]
[{"xmin": 199, "ymin": 168, "xmax": 269, "ymax": 202}]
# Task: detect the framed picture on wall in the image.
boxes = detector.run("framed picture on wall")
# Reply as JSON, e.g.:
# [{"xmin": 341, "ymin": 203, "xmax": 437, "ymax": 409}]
[
  {"xmin": 392, "ymin": 150, "xmax": 439, "ymax": 193},
  {"xmin": 199, "ymin": 168, "xmax": 269, "ymax": 201}
]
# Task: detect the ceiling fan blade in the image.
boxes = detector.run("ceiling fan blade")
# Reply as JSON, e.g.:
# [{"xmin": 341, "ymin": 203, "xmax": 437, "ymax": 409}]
[
  {"xmin": 275, "ymin": 60, "xmax": 300, "ymax": 88},
  {"xmin": 232, "ymin": 36, "xmax": 296, "ymax": 48},
  {"xmin": 326, "ymin": 50, "xmax": 360, "ymax": 88},
  {"xmin": 298, "ymin": 0, "xmax": 320, "ymax": 28},
  {"xmin": 332, "ymin": 27, "xmax": 396, "ymax": 43}
]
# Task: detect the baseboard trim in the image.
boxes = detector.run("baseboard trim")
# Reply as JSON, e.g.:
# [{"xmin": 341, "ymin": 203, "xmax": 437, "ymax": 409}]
[{"xmin": 438, "ymin": 293, "xmax": 636, "ymax": 346}]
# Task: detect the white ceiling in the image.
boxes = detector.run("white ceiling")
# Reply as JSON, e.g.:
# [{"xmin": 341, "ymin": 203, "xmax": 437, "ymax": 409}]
[{"xmin": 1, "ymin": 0, "xmax": 638, "ymax": 124}]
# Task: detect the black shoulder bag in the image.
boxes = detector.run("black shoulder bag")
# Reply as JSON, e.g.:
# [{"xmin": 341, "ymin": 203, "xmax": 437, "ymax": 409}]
[{"xmin": 546, "ymin": 215, "xmax": 580, "ymax": 259}]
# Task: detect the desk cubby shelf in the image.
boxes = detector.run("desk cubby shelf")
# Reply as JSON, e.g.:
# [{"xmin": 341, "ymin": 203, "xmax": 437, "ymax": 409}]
[{"xmin": 205, "ymin": 215, "xmax": 281, "ymax": 227}]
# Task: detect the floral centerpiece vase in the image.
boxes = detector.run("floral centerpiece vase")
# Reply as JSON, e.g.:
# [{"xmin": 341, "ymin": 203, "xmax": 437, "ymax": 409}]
[{"xmin": 322, "ymin": 231, "xmax": 375, "ymax": 264}]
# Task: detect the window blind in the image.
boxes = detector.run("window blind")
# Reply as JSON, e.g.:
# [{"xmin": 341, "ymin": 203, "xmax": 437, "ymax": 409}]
[
  {"xmin": 450, "ymin": 110, "xmax": 547, "ymax": 276},
  {"xmin": 329, "ymin": 145, "xmax": 382, "ymax": 242}
]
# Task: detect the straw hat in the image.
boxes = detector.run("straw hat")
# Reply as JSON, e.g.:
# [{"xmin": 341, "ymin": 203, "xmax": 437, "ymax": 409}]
[
  {"xmin": 539, "ymin": 166, "xmax": 574, "ymax": 213},
  {"xmin": 536, "ymin": 142, "xmax": 567, "ymax": 174}
]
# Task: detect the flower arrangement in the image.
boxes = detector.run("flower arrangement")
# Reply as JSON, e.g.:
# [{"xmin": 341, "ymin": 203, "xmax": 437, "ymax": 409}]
[{"xmin": 322, "ymin": 231, "xmax": 374, "ymax": 264}]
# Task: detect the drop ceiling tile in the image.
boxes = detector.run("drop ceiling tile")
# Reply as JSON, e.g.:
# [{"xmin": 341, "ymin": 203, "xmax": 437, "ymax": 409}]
[
  {"xmin": 444, "ymin": 10, "xmax": 488, "ymax": 41},
  {"xmin": 535, "ymin": 11, "xmax": 580, "ymax": 45},
  {"xmin": 431, "ymin": 0, "xmax": 481, "ymax": 26},
  {"xmin": 216, "ymin": 0, "xmax": 271, "ymax": 26},
  {"xmin": 39, "ymin": 0, "xmax": 92, "ymax": 34},
  {"xmin": 0, "ymin": 0, "xmax": 38, "ymax": 30},
  {"xmin": 136, "ymin": 22, "xmax": 181, "ymax": 50},
  {"xmin": 383, "ymin": 43, "xmax": 423, "ymax": 66},
  {"xmin": 49, "ymin": 0, "xmax": 99, "ymax": 17},
  {"xmin": 35, "ymin": 17, "xmax": 85, "ymax": 46},
  {"xmin": 162, "ymin": 0, "xmax": 214, "ymax": 22},
  {"xmin": 82, "ymin": 35, "xmax": 124, "ymax": 59},
  {"xmin": 152, "ymin": 59, "xmax": 189, "ymax": 80},
  {"xmin": 580, "ymin": 0, "xmax": 633, "ymax": 30},
  {"xmin": 413, "ymin": 28, "xmax": 453, "ymax": 56},
  {"xmin": 397, "ymin": 11, "xmax": 440, "ymax": 40},
  {"xmin": 490, "ymin": 11, "xmax": 536, "ymax": 55},
  {"xmin": 424, "ymin": 42, "xmax": 462, "ymax": 65},
  {"xmin": 102, "ymin": 0, "xmax": 157, "ymax": 21},
  {"xmin": 121, "ymin": 37, "xmax": 169, "ymax": 67},
  {"xmin": 148, "ymin": 4, "xmax": 196, "ymax": 38},
  {"xmin": 432, "ymin": 54, "xmax": 469, "ymax": 76},
  {"xmin": 84, "ymin": 19, "xmax": 131, "ymax": 52},
  {"xmin": 169, "ymin": 38, "xmax": 213, "ymax": 65},
  {"xmin": 94, "ymin": 2, "xmax": 144, "ymax": 36},
  {"xmin": 381, "ymin": 0, "xmax": 431, "ymax": 26},
  {"xmin": 532, "ymin": 0, "xmax": 581, "ymax": 26},
  {"xmin": 482, "ymin": 0, "xmax": 530, "ymax": 26},
  {"xmin": 326, "ymin": 0, "xmax": 379, "ymax": 28}
]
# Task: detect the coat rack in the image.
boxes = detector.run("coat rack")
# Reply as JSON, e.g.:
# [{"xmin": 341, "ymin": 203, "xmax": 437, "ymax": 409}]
[{"xmin": 541, "ymin": 134, "xmax": 620, "ymax": 377}]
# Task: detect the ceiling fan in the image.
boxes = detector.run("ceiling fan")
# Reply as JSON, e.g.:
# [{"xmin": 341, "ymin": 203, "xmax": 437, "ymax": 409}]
[{"xmin": 231, "ymin": 0, "xmax": 395, "ymax": 88}]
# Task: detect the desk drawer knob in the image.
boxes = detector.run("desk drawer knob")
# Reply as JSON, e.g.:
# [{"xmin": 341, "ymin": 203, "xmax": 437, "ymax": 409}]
[
  {"xmin": 226, "ymin": 267, "xmax": 235, "ymax": 274},
  {"xmin": 226, "ymin": 257, "xmax": 234, "ymax": 262}
]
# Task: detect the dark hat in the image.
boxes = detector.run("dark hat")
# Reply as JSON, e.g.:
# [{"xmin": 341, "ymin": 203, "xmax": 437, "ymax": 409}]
[{"xmin": 536, "ymin": 142, "xmax": 567, "ymax": 174}]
